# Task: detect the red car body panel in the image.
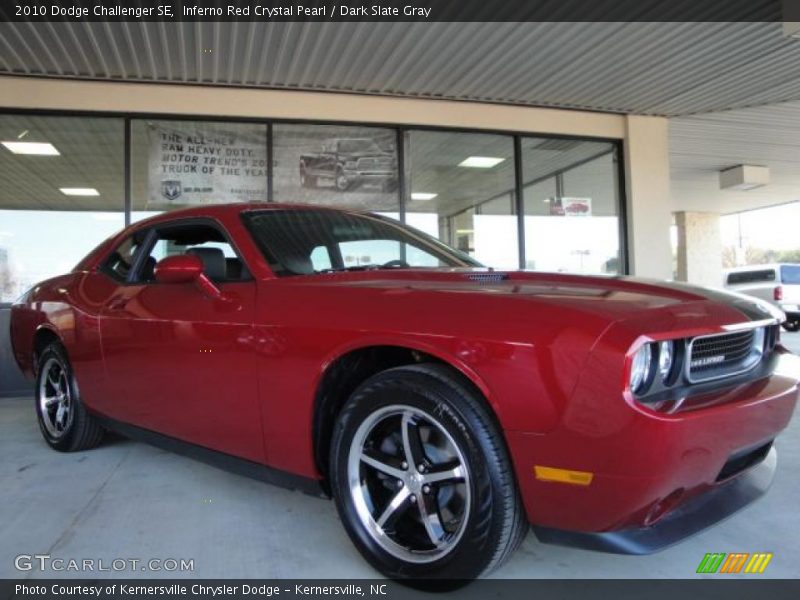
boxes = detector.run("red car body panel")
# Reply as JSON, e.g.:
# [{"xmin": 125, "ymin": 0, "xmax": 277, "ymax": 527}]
[{"xmin": 10, "ymin": 204, "xmax": 800, "ymax": 540}]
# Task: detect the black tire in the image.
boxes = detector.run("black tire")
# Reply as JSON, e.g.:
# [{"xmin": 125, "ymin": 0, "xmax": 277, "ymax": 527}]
[
  {"xmin": 334, "ymin": 168, "xmax": 352, "ymax": 192},
  {"xmin": 782, "ymin": 320, "xmax": 800, "ymax": 333},
  {"xmin": 35, "ymin": 342, "xmax": 104, "ymax": 452},
  {"xmin": 330, "ymin": 363, "xmax": 527, "ymax": 581}
]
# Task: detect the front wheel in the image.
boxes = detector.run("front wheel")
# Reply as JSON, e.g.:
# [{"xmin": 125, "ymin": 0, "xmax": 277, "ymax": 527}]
[
  {"xmin": 335, "ymin": 168, "xmax": 352, "ymax": 192},
  {"xmin": 35, "ymin": 342, "xmax": 104, "ymax": 452},
  {"xmin": 330, "ymin": 364, "xmax": 527, "ymax": 581}
]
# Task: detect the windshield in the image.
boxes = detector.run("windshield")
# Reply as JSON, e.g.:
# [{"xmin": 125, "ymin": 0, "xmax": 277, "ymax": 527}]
[
  {"xmin": 243, "ymin": 209, "xmax": 481, "ymax": 276},
  {"xmin": 338, "ymin": 139, "xmax": 382, "ymax": 153}
]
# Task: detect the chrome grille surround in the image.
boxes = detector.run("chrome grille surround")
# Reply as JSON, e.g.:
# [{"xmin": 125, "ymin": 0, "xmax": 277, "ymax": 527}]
[{"xmin": 686, "ymin": 325, "xmax": 767, "ymax": 383}]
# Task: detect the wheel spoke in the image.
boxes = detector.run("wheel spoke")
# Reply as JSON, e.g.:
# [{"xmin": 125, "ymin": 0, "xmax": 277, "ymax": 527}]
[
  {"xmin": 375, "ymin": 487, "xmax": 411, "ymax": 528},
  {"xmin": 401, "ymin": 412, "xmax": 427, "ymax": 467},
  {"xmin": 47, "ymin": 372, "xmax": 60, "ymax": 392},
  {"xmin": 56, "ymin": 403, "xmax": 66, "ymax": 425},
  {"xmin": 361, "ymin": 451, "xmax": 406, "ymax": 480},
  {"xmin": 417, "ymin": 493, "xmax": 447, "ymax": 547},
  {"xmin": 43, "ymin": 395, "xmax": 59, "ymax": 408},
  {"xmin": 422, "ymin": 462, "xmax": 466, "ymax": 485}
]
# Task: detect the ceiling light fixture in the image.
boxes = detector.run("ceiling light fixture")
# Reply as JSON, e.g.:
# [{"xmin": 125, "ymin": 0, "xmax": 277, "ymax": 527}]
[
  {"xmin": 2, "ymin": 141, "xmax": 60, "ymax": 155},
  {"xmin": 60, "ymin": 187, "xmax": 100, "ymax": 196},
  {"xmin": 411, "ymin": 192, "xmax": 437, "ymax": 201},
  {"xmin": 458, "ymin": 156, "xmax": 505, "ymax": 168}
]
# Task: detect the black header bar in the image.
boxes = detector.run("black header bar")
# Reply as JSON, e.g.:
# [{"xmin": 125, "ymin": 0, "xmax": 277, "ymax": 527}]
[
  {"xmin": 2, "ymin": 579, "xmax": 800, "ymax": 600},
  {"xmin": 1, "ymin": 0, "xmax": 800, "ymax": 23}
]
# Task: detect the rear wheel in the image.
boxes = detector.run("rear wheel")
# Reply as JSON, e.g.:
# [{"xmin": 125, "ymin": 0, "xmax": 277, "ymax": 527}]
[
  {"xmin": 330, "ymin": 364, "xmax": 527, "ymax": 581},
  {"xmin": 35, "ymin": 342, "xmax": 104, "ymax": 452}
]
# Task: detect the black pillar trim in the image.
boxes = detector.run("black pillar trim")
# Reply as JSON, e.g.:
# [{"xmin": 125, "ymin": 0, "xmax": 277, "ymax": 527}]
[
  {"xmin": 267, "ymin": 122, "xmax": 274, "ymax": 202},
  {"xmin": 124, "ymin": 117, "xmax": 131, "ymax": 226},
  {"xmin": 513, "ymin": 135, "xmax": 525, "ymax": 270}
]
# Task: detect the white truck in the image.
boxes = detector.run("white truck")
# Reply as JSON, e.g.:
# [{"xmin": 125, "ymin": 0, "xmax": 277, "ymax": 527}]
[{"xmin": 724, "ymin": 263, "xmax": 800, "ymax": 332}]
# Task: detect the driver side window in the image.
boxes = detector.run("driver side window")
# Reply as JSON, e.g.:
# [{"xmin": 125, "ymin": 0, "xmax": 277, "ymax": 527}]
[{"xmin": 135, "ymin": 222, "xmax": 250, "ymax": 283}]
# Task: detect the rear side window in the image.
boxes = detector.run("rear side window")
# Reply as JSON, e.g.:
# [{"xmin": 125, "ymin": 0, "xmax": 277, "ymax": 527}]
[
  {"xmin": 780, "ymin": 265, "xmax": 800, "ymax": 284},
  {"xmin": 102, "ymin": 234, "xmax": 146, "ymax": 282},
  {"xmin": 727, "ymin": 269, "xmax": 776, "ymax": 285}
]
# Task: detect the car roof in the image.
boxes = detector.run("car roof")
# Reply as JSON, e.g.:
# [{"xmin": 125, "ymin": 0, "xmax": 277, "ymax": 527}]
[{"xmin": 129, "ymin": 202, "xmax": 364, "ymax": 229}]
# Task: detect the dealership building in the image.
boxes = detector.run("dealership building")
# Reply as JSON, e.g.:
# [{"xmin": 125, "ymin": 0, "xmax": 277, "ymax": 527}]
[{"xmin": 1, "ymin": 20, "xmax": 800, "ymax": 396}]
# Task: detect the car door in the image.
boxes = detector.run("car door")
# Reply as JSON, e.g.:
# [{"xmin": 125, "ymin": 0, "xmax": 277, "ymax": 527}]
[{"xmin": 98, "ymin": 218, "xmax": 263, "ymax": 462}]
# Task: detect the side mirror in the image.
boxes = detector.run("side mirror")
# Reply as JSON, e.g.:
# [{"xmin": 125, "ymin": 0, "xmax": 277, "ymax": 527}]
[
  {"xmin": 153, "ymin": 254, "xmax": 232, "ymax": 303},
  {"xmin": 154, "ymin": 255, "xmax": 203, "ymax": 284}
]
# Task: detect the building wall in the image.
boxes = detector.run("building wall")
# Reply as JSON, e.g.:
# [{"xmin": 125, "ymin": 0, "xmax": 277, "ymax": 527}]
[{"xmin": 0, "ymin": 76, "xmax": 625, "ymax": 139}]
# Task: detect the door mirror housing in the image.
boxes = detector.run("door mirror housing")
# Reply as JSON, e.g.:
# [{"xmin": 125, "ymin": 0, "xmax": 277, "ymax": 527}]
[
  {"xmin": 154, "ymin": 254, "xmax": 203, "ymax": 284},
  {"xmin": 153, "ymin": 254, "xmax": 232, "ymax": 303}
]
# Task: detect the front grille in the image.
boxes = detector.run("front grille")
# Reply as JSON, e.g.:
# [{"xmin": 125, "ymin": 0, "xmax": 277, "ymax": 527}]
[{"xmin": 687, "ymin": 328, "xmax": 764, "ymax": 382}]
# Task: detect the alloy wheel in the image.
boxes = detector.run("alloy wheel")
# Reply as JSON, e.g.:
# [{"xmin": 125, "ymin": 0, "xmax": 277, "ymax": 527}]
[
  {"xmin": 347, "ymin": 404, "xmax": 471, "ymax": 563},
  {"xmin": 38, "ymin": 357, "xmax": 73, "ymax": 438}
]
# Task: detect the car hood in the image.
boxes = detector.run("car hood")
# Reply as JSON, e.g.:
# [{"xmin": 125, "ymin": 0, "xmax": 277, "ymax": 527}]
[{"xmin": 299, "ymin": 268, "xmax": 781, "ymax": 330}]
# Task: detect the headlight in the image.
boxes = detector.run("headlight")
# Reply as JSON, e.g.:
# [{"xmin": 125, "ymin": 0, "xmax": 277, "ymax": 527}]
[
  {"xmin": 657, "ymin": 340, "xmax": 675, "ymax": 383},
  {"xmin": 629, "ymin": 344, "xmax": 653, "ymax": 394}
]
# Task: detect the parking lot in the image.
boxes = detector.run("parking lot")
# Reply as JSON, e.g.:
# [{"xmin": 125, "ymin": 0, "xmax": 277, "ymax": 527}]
[{"xmin": 1, "ymin": 333, "xmax": 799, "ymax": 580}]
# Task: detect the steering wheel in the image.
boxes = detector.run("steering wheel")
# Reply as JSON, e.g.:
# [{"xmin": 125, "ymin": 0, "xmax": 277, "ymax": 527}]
[{"xmin": 382, "ymin": 259, "xmax": 409, "ymax": 269}]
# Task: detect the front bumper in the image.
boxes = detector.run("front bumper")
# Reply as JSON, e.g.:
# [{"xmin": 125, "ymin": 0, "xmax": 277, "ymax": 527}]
[
  {"xmin": 506, "ymin": 350, "xmax": 799, "ymax": 548},
  {"xmin": 533, "ymin": 446, "xmax": 776, "ymax": 554}
]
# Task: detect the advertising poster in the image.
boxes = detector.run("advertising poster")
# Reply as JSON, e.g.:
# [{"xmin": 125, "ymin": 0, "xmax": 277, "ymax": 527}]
[
  {"xmin": 550, "ymin": 197, "xmax": 593, "ymax": 216},
  {"xmin": 147, "ymin": 124, "xmax": 267, "ymax": 208}
]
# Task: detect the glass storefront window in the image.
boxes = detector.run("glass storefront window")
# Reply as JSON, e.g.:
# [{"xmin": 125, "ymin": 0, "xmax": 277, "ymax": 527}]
[
  {"xmin": 522, "ymin": 138, "xmax": 621, "ymax": 274},
  {"xmin": 405, "ymin": 130, "xmax": 518, "ymax": 269},
  {"xmin": 0, "ymin": 114, "xmax": 627, "ymax": 305},
  {"xmin": 0, "ymin": 115, "xmax": 125, "ymax": 302},
  {"xmin": 273, "ymin": 124, "xmax": 399, "ymax": 216},
  {"xmin": 130, "ymin": 119, "xmax": 269, "ymax": 222}
]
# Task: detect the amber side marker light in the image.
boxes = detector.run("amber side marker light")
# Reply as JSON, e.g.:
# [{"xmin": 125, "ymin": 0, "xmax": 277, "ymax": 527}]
[{"xmin": 534, "ymin": 466, "xmax": 594, "ymax": 486}]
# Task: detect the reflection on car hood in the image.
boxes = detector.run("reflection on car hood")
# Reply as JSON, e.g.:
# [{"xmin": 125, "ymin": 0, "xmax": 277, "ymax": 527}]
[{"xmin": 298, "ymin": 268, "xmax": 780, "ymax": 325}]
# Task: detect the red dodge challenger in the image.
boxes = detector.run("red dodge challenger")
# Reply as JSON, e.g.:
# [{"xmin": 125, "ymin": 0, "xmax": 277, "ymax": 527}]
[{"xmin": 10, "ymin": 204, "xmax": 800, "ymax": 580}]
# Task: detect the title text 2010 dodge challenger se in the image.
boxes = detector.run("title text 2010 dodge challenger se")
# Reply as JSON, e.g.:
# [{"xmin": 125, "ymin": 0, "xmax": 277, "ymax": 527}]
[{"xmin": 10, "ymin": 204, "xmax": 800, "ymax": 580}]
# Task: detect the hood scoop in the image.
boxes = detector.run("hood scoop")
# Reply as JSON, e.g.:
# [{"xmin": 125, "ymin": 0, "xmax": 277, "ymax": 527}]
[{"xmin": 466, "ymin": 272, "xmax": 509, "ymax": 283}]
